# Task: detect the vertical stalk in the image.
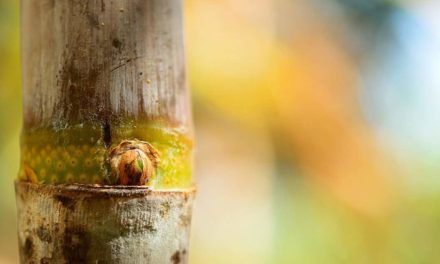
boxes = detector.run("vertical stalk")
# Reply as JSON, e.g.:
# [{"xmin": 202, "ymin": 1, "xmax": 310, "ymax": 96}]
[{"xmin": 16, "ymin": 0, "xmax": 194, "ymax": 263}]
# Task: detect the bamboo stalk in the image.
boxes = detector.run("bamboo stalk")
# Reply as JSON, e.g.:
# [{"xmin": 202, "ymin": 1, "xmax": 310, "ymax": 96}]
[
  {"xmin": 16, "ymin": 0, "xmax": 194, "ymax": 263},
  {"xmin": 16, "ymin": 183, "xmax": 195, "ymax": 263}
]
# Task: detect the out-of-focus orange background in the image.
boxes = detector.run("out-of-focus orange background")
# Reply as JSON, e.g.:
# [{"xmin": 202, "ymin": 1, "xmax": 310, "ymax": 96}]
[{"xmin": 2, "ymin": 0, "xmax": 440, "ymax": 263}]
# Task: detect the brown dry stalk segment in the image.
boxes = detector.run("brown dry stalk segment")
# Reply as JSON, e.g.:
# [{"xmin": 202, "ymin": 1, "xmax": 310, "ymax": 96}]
[
  {"xmin": 22, "ymin": 0, "xmax": 191, "ymax": 130},
  {"xmin": 16, "ymin": 182, "xmax": 195, "ymax": 263}
]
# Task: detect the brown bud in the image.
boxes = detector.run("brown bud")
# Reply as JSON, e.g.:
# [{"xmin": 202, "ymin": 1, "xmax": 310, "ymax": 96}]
[{"xmin": 108, "ymin": 139, "xmax": 160, "ymax": 185}]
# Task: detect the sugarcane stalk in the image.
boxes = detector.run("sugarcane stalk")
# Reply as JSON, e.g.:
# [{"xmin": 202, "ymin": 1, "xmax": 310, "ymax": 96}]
[{"xmin": 16, "ymin": 0, "xmax": 194, "ymax": 263}]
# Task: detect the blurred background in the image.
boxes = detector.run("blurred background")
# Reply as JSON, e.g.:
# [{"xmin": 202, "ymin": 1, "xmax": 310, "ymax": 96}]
[{"xmin": 1, "ymin": 0, "xmax": 440, "ymax": 263}]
